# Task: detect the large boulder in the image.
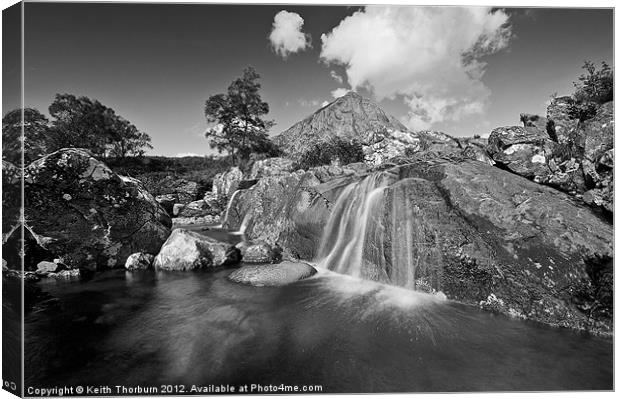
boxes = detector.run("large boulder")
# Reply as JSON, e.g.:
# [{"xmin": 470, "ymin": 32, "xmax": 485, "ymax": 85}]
[
  {"xmin": 486, "ymin": 126, "xmax": 556, "ymax": 179},
  {"xmin": 153, "ymin": 229, "xmax": 240, "ymax": 271},
  {"xmin": 212, "ymin": 167, "xmax": 243, "ymax": 197},
  {"xmin": 580, "ymin": 102, "xmax": 614, "ymax": 212},
  {"xmin": 225, "ymin": 157, "xmax": 613, "ymax": 334},
  {"xmin": 22, "ymin": 148, "xmax": 171, "ymax": 271},
  {"xmin": 159, "ymin": 177, "xmax": 199, "ymax": 204},
  {"xmin": 249, "ymin": 157, "xmax": 296, "ymax": 179},
  {"xmin": 236, "ymin": 241, "xmax": 281, "ymax": 264},
  {"xmin": 547, "ymin": 96, "xmax": 580, "ymax": 143},
  {"xmin": 155, "ymin": 193, "xmax": 178, "ymax": 215},
  {"xmin": 228, "ymin": 261, "xmax": 317, "ymax": 286},
  {"xmin": 125, "ymin": 252, "xmax": 155, "ymax": 271}
]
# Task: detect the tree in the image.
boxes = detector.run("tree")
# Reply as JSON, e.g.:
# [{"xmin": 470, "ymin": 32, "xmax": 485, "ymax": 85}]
[
  {"xmin": 2, "ymin": 108, "xmax": 50, "ymax": 165},
  {"xmin": 567, "ymin": 62, "xmax": 614, "ymax": 122},
  {"xmin": 573, "ymin": 61, "xmax": 613, "ymax": 105},
  {"xmin": 204, "ymin": 67, "xmax": 276, "ymax": 165},
  {"xmin": 48, "ymin": 93, "xmax": 152, "ymax": 158}
]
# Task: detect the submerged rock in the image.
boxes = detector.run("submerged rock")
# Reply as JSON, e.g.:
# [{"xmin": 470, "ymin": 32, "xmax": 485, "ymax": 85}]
[
  {"xmin": 153, "ymin": 229, "xmax": 240, "ymax": 271},
  {"xmin": 228, "ymin": 261, "xmax": 317, "ymax": 286},
  {"xmin": 20, "ymin": 149, "xmax": 171, "ymax": 271},
  {"xmin": 125, "ymin": 252, "xmax": 155, "ymax": 271}
]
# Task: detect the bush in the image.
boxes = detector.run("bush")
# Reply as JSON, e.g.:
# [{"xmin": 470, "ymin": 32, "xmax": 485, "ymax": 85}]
[
  {"xmin": 567, "ymin": 61, "xmax": 613, "ymax": 122},
  {"xmin": 295, "ymin": 137, "xmax": 365, "ymax": 169}
]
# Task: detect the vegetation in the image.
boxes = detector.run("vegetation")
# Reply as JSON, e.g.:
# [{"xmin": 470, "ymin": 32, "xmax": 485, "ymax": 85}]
[
  {"xmin": 2, "ymin": 108, "xmax": 50, "ymax": 164},
  {"xmin": 106, "ymin": 155, "xmax": 231, "ymax": 198},
  {"xmin": 204, "ymin": 67, "xmax": 279, "ymax": 165},
  {"xmin": 48, "ymin": 94, "xmax": 152, "ymax": 158},
  {"xmin": 2, "ymin": 94, "xmax": 152, "ymax": 164},
  {"xmin": 294, "ymin": 137, "xmax": 365, "ymax": 169},
  {"xmin": 568, "ymin": 61, "xmax": 613, "ymax": 122}
]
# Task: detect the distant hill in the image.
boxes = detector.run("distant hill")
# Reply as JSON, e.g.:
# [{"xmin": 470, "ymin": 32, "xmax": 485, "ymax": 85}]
[{"xmin": 273, "ymin": 91, "xmax": 459, "ymax": 165}]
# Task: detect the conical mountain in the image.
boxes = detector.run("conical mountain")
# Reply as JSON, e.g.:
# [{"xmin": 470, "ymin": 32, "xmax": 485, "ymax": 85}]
[{"xmin": 273, "ymin": 92, "xmax": 418, "ymax": 163}]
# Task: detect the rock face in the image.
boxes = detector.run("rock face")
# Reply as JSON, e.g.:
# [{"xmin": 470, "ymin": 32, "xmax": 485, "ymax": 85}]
[
  {"xmin": 21, "ymin": 148, "xmax": 171, "ymax": 271},
  {"xmin": 213, "ymin": 167, "xmax": 243, "ymax": 197},
  {"xmin": 159, "ymin": 178, "xmax": 199, "ymax": 204},
  {"xmin": 153, "ymin": 229, "xmax": 241, "ymax": 271},
  {"xmin": 547, "ymin": 96, "xmax": 579, "ymax": 143},
  {"xmin": 228, "ymin": 261, "xmax": 317, "ymax": 286},
  {"xmin": 486, "ymin": 100, "xmax": 613, "ymax": 215},
  {"xmin": 125, "ymin": 252, "xmax": 155, "ymax": 271},
  {"xmin": 249, "ymin": 157, "xmax": 296, "ymax": 179},
  {"xmin": 486, "ymin": 126, "xmax": 555, "ymax": 179},
  {"xmin": 224, "ymin": 157, "xmax": 613, "ymax": 334},
  {"xmin": 580, "ymin": 102, "xmax": 614, "ymax": 212}
]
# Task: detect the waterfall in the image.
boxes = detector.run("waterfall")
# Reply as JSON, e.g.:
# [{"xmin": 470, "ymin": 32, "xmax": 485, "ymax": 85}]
[
  {"xmin": 317, "ymin": 172, "xmax": 395, "ymax": 279},
  {"xmin": 221, "ymin": 189, "xmax": 242, "ymax": 227},
  {"xmin": 317, "ymin": 171, "xmax": 443, "ymax": 292}
]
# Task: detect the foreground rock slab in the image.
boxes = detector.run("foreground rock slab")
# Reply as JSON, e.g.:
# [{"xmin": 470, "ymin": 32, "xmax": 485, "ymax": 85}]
[
  {"xmin": 228, "ymin": 261, "xmax": 317, "ymax": 286},
  {"xmin": 153, "ymin": 229, "xmax": 240, "ymax": 271}
]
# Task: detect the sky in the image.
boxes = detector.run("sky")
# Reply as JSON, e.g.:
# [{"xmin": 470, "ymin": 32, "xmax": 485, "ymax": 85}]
[{"xmin": 2, "ymin": 2, "xmax": 614, "ymax": 157}]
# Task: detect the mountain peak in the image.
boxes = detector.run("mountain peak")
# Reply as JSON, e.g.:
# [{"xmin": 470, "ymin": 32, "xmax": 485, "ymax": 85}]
[{"xmin": 273, "ymin": 92, "xmax": 410, "ymax": 161}]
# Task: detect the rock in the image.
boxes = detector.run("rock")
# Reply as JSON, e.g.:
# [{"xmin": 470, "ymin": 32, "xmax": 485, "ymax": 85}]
[
  {"xmin": 486, "ymin": 126, "xmax": 555, "ymax": 179},
  {"xmin": 172, "ymin": 215, "xmax": 221, "ymax": 225},
  {"xmin": 172, "ymin": 203, "xmax": 185, "ymax": 216},
  {"xmin": 212, "ymin": 167, "xmax": 243, "ymax": 197},
  {"xmin": 520, "ymin": 113, "xmax": 549, "ymax": 133},
  {"xmin": 249, "ymin": 157, "xmax": 295, "ymax": 179},
  {"xmin": 155, "ymin": 194, "xmax": 178, "ymax": 215},
  {"xmin": 547, "ymin": 96, "xmax": 580, "ymax": 143},
  {"xmin": 236, "ymin": 241, "xmax": 281, "ymax": 263},
  {"xmin": 21, "ymin": 148, "xmax": 171, "ymax": 271},
  {"xmin": 228, "ymin": 261, "xmax": 317, "ymax": 286},
  {"xmin": 36, "ymin": 261, "xmax": 61, "ymax": 275},
  {"xmin": 49, "ymin": 269, "xmax": 80, "ymax": 279},
  {"xmin": 581, "ymin": 101, "xmax": 614, "ymax": 188},
  {"xmin": 125, "ymin": 252, "xmax": 155, "ymax": 271},
  {"xmin": 583, "ymin": 186, "xmax": 613, "ymax": 213},
  {"xmin": 153, "ymin": 229, "xmax": 240, "ymax": 271},
  {"xmin": 225, "ymin": 157, "xmax": 613, "ymax": 334},
  {"xmin": 175, "ymin": 199, "xmax": 222, "ymax": 218},
  {"xmin": 158, "ymin": 177, "xmax": 199, "ymax": 204}
]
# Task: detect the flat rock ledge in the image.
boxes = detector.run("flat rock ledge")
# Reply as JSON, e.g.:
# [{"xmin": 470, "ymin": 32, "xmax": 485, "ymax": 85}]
[{"xmin": 227, "ymin": 261, "xmax": 317, "ymax": 287}]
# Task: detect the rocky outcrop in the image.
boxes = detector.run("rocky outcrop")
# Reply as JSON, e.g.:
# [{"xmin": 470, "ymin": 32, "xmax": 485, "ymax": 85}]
[
  {"xmin": 20, "ymin": 148, "xmax": 171, "ymax": 271},
  {"xmin": 153, "ymin": 229, "xmax": 240, "ymax": 271},
  {"xmin": 125, "ymin": 252, "xmax": 155, "ymax": 271},
  {"xmin": 547, "ymin": 96, "xmax": 579, "ymax": 143},
  {"xmin": 227, "ymin": 261, "xmax": 317, "ymax": 286},
  {"xmin": 224, "ymin": 157, "xmax": 613, "ymax": 334},
  {"xmin": 581, "ymin": 102, "xmax": 614, "ymax": 212},
  {"xmin": 249, "ymin": 157, "xmax": 296, "ymax": 179},
  {"xmin": 158, "ymin": 177, "xmax": 199, "ymax": 204},
  {"xmin": 486, "ymin": 126, "xmax": 555, "ymax": 179},
  {"xmin": 212, "ymin": 167, "xmax": 243, "ymax": 197}
]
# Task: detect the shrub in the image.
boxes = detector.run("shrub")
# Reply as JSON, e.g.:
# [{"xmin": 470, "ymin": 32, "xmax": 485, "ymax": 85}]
[
  {"xmin": 295, "ymin": 137, "xmax": 365, "ymax": 169},
  {"xmin": 567, "ymin": 61, "xmax": 613, "ymax": 122}
]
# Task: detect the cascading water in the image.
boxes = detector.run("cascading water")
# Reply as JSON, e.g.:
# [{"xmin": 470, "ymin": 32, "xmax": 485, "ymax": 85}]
[
  {"xmin": 221, "ymin": 189, "xmax": 242, "ymax": 227},
  {"xmin": 317, "ymin": 171, "xmax": 394, "ymax": 280},
  {"xmin": 317, "ymin": 171, "xmax": 443, "ymax": 291}
]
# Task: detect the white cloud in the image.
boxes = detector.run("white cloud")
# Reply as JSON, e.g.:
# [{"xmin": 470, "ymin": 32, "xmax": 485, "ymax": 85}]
[
  {"xmin": 269, "ymin": 10, "xmax": 311, "ymax": 59},
  {"xmin": 331, "ymin": 88, "xmax": 349, "ymax": 98},
  {"xmin": 320, "ymin": 6, "xmax": 511, "ymax": 130},
  {"xmin": 330, "ymin": 70, "xmax": 344, "ymax": 84}
]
